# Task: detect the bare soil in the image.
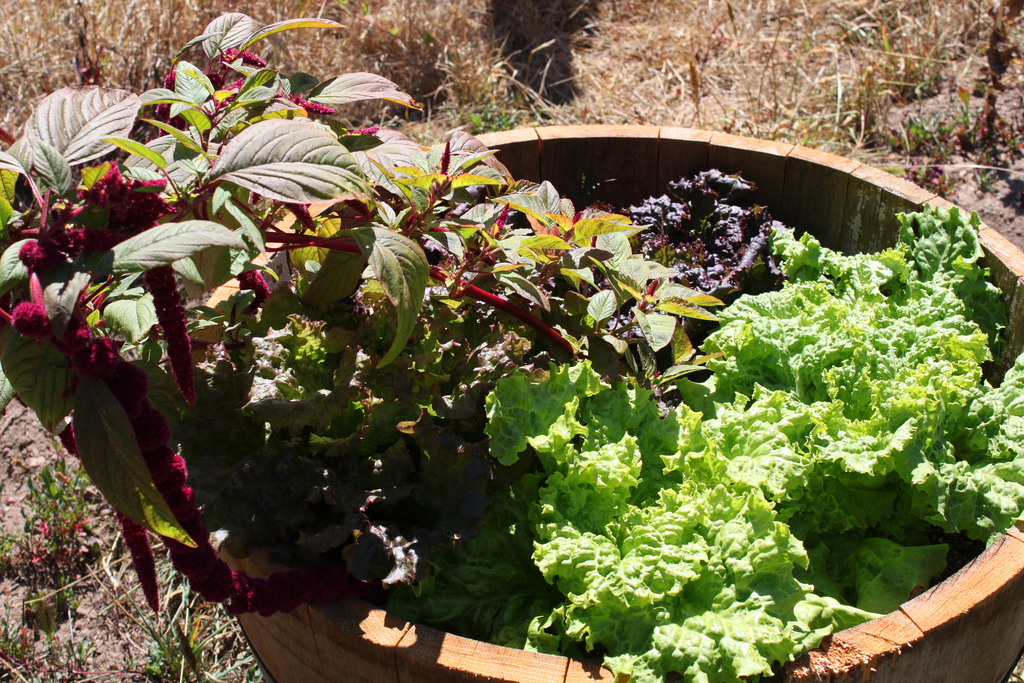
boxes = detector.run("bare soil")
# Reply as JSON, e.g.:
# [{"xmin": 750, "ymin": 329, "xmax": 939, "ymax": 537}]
[{"xmin": 0, "ymin": 401, "xmax": 153, "ymax": 681}]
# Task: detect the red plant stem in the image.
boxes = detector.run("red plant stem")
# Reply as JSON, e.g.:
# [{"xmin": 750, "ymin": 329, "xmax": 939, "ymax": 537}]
[{"xmin": 430, "ymin": 266, "xmax": 573, "ymax": 357}]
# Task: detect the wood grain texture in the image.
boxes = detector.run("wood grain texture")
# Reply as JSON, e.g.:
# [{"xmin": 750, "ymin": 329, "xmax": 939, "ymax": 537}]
[
  {"xmin": 657, "ymin": 127, "xmax": 712, "ymax": 189},
  {"xmin": 841, "ymin": 165, "xmax": 935, "ymax": 254},
  {"xmin": 780, "ymin": 146, "xmax": 861, "ymax": 249},
  {"xmin": 476, "ymin": 128, "xmax": 542, "ymax": 183},
  {"xmin": 564, "ymin": 658, "xmax": 619, "ymax": 683},
  {"xmin": 394, "ymin": 623, "xmax": 569, "ymax": 683},
  {"xmin": 707, "ymin": 132, "xmax": 793, "ymax": 209},
  {"xmin": 536, "ymin": 125, "xmax": 660, "ymax": 209}
]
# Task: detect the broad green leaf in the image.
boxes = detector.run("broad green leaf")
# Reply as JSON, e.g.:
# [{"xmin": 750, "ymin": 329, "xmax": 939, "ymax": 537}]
[
  {"xmin": 363, "ymin": 227, "xmax": 429, "ymax": 366},
  {"xmin": 103, "ymin": 294, "xmax": 158, "ymax": 343},
  {"xmin": 0, "ymin": 197, "xmax": 11, "ymax": 235},
  {"xmin": 450, "ymin": 173, "xmax": 504, "ymax": 189},
  {"xmin": 241, "ymin": 18, "xmax": 344, "ymax": 51},
  {"xmin": 102, "ymin": 137, "xmax": 167, "ymax": 170},
  {"xmin": 288, "ymin": 72, "xmax": 319, "ymax": 95},
  {"xmin": 0, "ymin": 369, "xmax": 13, "ymax": 414},
  {"xmin": 522, "ymin": 235, "xmax": 572, "ymax": 251},
  {"xmin": 0, "ymin": 240, "xmax": 28, "ymax": 297},
  {"xmin": 496, "ymin": 271, "xmax": 551, "ymax": 311},
  {"xmin": 112, "ymin": 220, "xmax": 246, "ymax": 272},
  {"xmin": 26, "ymin": 87, "xmax": 141, "ymax": 165},
  {"xmin": 141, "ymin": 119, "xmax": 206, "ymax": 155},
  {"xmin": 199, "ymin": 13, "xmax": 259, "ymax": 59},
  {"xmin": 0, "ymin": 168, "xmax": 19, "ymax": 200},
  {"xmin": 573, "ymin": 217, "xmax": 640, "ymax": 240},
  {"xmin": 139, "ymin": 88, "xmax": 195, "ymax": 106},
  {"xmin": 6, "ymin": 139, "xmax": 33, "ymax": 173},
  {"xmin": 0, "ymin": 328, "xmax": 74, "ymax": 431},
  {"xmin": 308, "ymin": 72, "xmax": 416, "ymax": 108},
  {"xmin": 209, "ymin": 119, "xmax": 369, "ymax": 203},
  {"xmin": 495, "ymin": 181, "xmax": 561, "ymax": 221},
  {"xmin": 74, "ymin": 377, "xmax": 195, "ymax": 546},
  {"xmin": 30, "ymin": 137, "xmax": 72, "ymax": 195},
  {"xmin": 176, "ymin": 108, "xmax": 212, "ymax": 133},
  {"xmin": 634, "ymin": 309, "xmax": 677, "ymax": 351},
  {"xmin": 173, "ymin": 61, "xmax": 214, "ymax": 105},
  {"xmin": 43, "ymin": 266, "xmax": 92, "ymax": 337},
  {"xmin": 223, "ymin": 197, "xmax": 264, "ymax": 252},
  {"xmin": 302, "ymin": 249, "xmax": 366, "ymax": 306},
  {"xmin": 656, "ymin": 298, "xmax": 719, "ymax": 321},
  {"xmin": 394, "ymin": 173, "xmax": 447, "ymax": 190},
  {"xmin": 80, "ymin": 163, "xmax": 111, "ymax": 190},
  {"xmin": 233, "ymin": 85, "xmax": 277, "ymax": 106},
  {"xmin": 587, "ymin": 289, "xmax": 617, "ymax": 326}
]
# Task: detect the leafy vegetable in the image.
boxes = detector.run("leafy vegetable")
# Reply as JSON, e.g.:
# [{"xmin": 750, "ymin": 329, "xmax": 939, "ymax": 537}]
[
  {"xmin": 628, "ymin": 170, "xmax": 785, "ymax": 299},
  {"xmin": 391, "ymin": 205, "xmax": 1024, "ymax": 683}
]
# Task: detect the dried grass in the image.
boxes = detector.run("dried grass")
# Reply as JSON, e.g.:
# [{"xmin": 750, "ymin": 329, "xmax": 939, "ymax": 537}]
[{"xmin": 0, "ymin": 0, "xmax": 1008, "ymax": 152}]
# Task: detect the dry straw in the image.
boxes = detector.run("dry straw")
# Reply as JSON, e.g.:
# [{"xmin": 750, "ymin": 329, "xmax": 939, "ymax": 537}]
[{"xmin": 0, "ymin": 1, "xmax": 1006, "ymax": 151}]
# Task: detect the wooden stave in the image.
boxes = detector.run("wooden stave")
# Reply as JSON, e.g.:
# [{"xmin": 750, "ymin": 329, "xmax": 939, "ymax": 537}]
[{"xmin": 222, "ymin": 125, "xmax": 1024, "ymax": 683}]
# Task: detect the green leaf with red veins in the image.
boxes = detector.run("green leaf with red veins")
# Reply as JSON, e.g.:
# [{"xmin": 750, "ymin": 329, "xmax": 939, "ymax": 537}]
[
  {"xmin": 112, "ymin": 220, "xmax": 246, "ymax": 273},
  {"xmin": 241, "ymin": 18, "xmax": 344, "ymax": 52},
  {"xmin": 74, "ymin": 376, "xmax": 195, "ymax": 546},
  {"xmin": 308, "ymin": 72, "xmax": 417, "ymax": 108},
  {"xmin": 0, "ymin": 328, "xmax": 74, "ymax": 432},
  {"xmin": 26, "ymin": 87, "xmax": 141, "ymax": 165},
  {"xmin": 209, "ymin": 120, "xmax": 369, "ymax": 203}
]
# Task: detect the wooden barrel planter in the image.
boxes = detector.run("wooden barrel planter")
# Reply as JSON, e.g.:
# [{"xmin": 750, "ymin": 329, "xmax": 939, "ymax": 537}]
[{"xmin": 223, "ymin": 125, "xmax": 1024, "ymax": 683}]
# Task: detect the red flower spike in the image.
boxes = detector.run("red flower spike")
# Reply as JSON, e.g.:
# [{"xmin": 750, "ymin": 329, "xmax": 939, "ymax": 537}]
[
  {"xmin": 79, "ymin": 165, "xmax": 176, "ymax": 232},
  {"xmin": 194, "ymin": 561, "xmax": 235, "ymax": 603},
  {"xmin": 440, "ymin": 139, "xmax": 452, "ymax": 176},
  {"xmin": 287, "ymin": 94, "xmax": 336, "ymax": 116},
  {"xmin": 237, "ymin": 270, "xmax": 271, "ymax": 311},
  {"xmin": 144, "ymin": 267, "xmax": 195, "ymax": 403},
  {"xmin": 286, "ymin": 203, "xmax": 316, "ymax": 233},
  {"xmin": 72, "ymin": 337, "xmax": 120, "ymax": 380},
  {"xmin": 132, "ymin": 404, "xmax": 172, "ymax": 451},
  {"xmin": 355, "ymin": 126, "xmax": 380, "ymax": 136},
  {"xmin": 19, "ymin": 241, "xmax": 64, "ymax": 273},
  {"xmin": 11, "ymin": 302, "xmax": 50, "ymax": 339},
  {"xmin": 59, "ymin": 316, "xmax": 92, "ymax": 354},
  {"xmin": 223, "ymin": 48, "xmax": 267, "ymax": 68},
  {"xmin": 117, "ymin": 512, "xmax": 160, "ymax": 612},
  {"xmin": 58, "ymin": 424, "xmax": 78, "ymax": 457},
  {"xmin": 108, "ymin": 362, "xmax": 148, "ymax": 419},
  {"xmin": 161, "ymin": 486, "xmax": 198, "ymax": 524},
  {"xmin": 169, "ymin": 545, "xmax": 216, "ymax": 583}
]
